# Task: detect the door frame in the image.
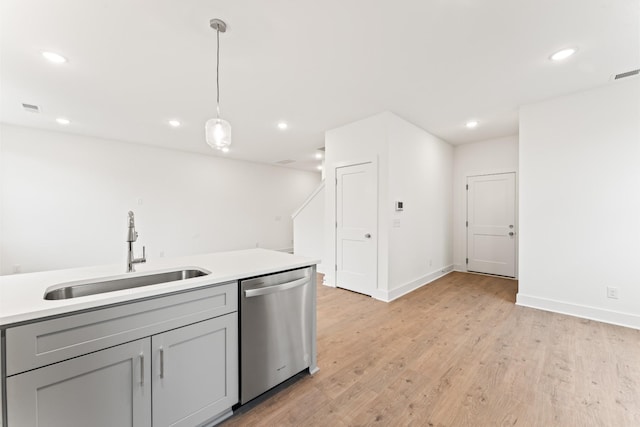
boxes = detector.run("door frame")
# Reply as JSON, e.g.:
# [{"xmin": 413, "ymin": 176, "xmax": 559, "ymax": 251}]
[
  {"xmin": 333, "ymin": 158, "xmax": 379, "ymax": 296},
  {"xmin": 465, "ymin": 170, "xmax": 518, "ymax": 279}
]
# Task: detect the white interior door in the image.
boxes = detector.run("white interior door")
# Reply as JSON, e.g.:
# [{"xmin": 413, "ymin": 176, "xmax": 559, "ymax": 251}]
[
  {"xmin": 336, "ymin": 162, "xmax": 377, "ymax": 295},
  {"xmin": 467, "ymin": 172, "xmax": 516, "ymax": 277}
]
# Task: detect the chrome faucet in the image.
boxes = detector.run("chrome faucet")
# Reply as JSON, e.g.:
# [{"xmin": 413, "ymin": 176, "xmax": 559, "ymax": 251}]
[{"xmin": 126, "ymin": 211, "xmax": 146, "ymax": 272}]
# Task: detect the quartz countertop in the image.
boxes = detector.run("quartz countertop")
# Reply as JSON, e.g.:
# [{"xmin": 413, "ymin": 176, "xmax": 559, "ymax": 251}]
[{"xmin": 0, "ymin": 248, "xmax": 318, "ymax": 327}]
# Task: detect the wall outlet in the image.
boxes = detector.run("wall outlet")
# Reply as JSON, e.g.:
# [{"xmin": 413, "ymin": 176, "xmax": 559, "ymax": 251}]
[{"xmin": 607, "ymin": 286, "xmax": 619, "ymax": 299}]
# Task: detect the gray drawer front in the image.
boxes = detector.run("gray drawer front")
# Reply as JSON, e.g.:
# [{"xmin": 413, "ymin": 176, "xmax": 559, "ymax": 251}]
[{"xmin": 6, "ymin": 282, "xmax": 237, "ymax": 376}]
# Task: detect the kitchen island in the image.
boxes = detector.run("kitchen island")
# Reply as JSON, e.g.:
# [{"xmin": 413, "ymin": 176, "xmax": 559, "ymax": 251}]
[{"xmin": 0, "ymin": 248, "xmax": 319, "ymax": 427}]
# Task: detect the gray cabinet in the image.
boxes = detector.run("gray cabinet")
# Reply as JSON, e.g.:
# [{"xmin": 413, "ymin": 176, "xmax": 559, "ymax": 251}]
[
  {"xmin": 152, "ymin": 314, "xmax": 238, "ymax": 427},
  {"xmin": 7, "ymin": 338, "xmax": 152, "ymax": 427},
  {"xmin": 3, "ymin": 282, "xmax": 239, "ymax": 427}
]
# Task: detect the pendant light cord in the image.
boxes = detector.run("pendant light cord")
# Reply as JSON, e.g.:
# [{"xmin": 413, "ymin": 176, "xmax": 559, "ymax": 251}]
[{"xmin": 216, "ymin": 27, "xmax": 221, "ymax": 118}]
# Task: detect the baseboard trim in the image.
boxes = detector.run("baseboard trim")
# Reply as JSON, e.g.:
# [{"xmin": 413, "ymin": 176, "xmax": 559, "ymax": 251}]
[
  {"xmin": 453, "ymin": 264, "xmax": 466, "ymax": 272},
  {"xmin": 322, "ymin": 278, "xmax": 336, "ymax": 288},
  {"xmin": 516, "ymin": 293, "xmax": 640, "ymax": 330},
  {"xmin": 374, "ymin": 265, "xmax": 454, "ymax": 303}
]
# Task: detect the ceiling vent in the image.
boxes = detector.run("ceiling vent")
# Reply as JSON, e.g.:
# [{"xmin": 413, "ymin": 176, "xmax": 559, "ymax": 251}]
[
  {"xmin": 614, "ymin": 69, "xmax": 640, "ymax": 80},
  {"xmin": 275, "ymin": 159, "xmax": 295, "ymax": 165},
  {"xmin": 22, "ymin": 103, "xmax": 40, "ymax": 113}
]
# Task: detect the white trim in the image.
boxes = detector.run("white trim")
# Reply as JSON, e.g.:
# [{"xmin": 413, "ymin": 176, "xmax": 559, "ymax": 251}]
[
  {"xmin": 516, "ymin": 293, "xmax": 640, "ymax": 330},
  {"xmin": 322, "ymin": 278, "xmax": 336, "ymax": 288},
  {"xmin": 291, "ymin": 180, "xmax": 325, "ymax": 219},
  {"xmin": 465, "ymin": 169, "xmax": 517, "ymax": 178},
  {"xmin": 453, "ymin": 264, "xmax": 467, "ymax": 272},
  {"xmin": 373, "ymin": 266, "xmax": 454, "ymax": 302}
]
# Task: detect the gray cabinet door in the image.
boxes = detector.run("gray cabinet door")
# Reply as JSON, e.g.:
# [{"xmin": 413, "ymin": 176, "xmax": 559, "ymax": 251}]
[
  {"xmin": 7, "ymin": 338, "xmax": 151, "ymax": 427},
  {"xmin": 152, "ymin": 313, "xmax": 238, "ymax": 427}
]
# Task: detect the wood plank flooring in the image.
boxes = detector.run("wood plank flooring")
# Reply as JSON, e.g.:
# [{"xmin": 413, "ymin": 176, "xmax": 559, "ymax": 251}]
[{"xmin": 223, "ymin": 272, "xmax": 640, "ymax": 426}]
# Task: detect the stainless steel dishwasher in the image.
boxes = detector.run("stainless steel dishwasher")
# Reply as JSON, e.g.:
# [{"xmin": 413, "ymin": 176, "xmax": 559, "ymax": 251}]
[{"xmin": 239, "ymin": 266, "xmax": 314, "ymax": 404}]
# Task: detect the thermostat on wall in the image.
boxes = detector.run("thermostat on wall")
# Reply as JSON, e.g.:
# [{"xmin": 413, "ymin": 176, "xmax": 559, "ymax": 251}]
[{"xmin": 395, "ymin": 201, "xmax": 404, "ymax": 211}]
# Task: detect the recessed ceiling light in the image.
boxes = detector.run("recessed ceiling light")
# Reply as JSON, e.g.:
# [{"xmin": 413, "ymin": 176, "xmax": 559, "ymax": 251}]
[
  {"xmin": 550, "ymin": 48, "xmax": 577, "ymax": 61},
  {"xmin": 316, "ymin": 165, "xmax": 323, "ymax": 171},
  {"xmin": 466, "ymin": 120, "xmax": 479, "ymax": 129},
  {"xmin": 221, "ymin": 147, "xmax": 230, "ymax": 153},
  {"xmin": 314, "ymin": 152, "xmax": 323, "ymax": 159},
  {"xmin": 42, "ymin": 51, "xmax": 67, "ymax": 64},
  {"xmin": 168, "ymin": 120, "xmax": 181, "ymax": 127},
  {"xmin": 277, "ymin": 122, "xmax": 288, "ymax": 130},
  {"xmin": 56, "ymin": 118, "xmax": 70, "ymax": 125}
]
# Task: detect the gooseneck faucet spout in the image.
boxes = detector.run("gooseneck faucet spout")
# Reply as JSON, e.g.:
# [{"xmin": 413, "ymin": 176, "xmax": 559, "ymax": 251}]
[{"xmin": 127, "ymin": 211, "xmax": 146, "ymax": 272}]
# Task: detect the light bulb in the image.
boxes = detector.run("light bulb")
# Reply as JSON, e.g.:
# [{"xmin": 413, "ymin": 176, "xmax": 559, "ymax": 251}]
[{"xmin": 205, "ymin": 118, "xmax": 231, "ymax": 150}]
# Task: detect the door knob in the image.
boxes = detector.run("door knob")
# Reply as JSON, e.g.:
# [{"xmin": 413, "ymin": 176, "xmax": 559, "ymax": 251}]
[
  {"xmin": 364, "ymin": 233, "xmax": 371, "ymax": 238},
  {"xmin": 509, "ymin": 225, "xmax": 514, "ymax": 229},
  {"xmin": 509, "ymin": 232, "xmax": 514, "ymax": 236}
]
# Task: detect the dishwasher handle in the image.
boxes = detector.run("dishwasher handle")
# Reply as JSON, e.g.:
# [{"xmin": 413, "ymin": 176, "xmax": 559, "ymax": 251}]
[{"xmin": 244, "ymin": 277, "xmax": 309, "ymax": 298}]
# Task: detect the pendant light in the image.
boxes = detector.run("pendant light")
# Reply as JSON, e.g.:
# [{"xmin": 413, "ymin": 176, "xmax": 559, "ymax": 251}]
[{"xmin": 205, "ymin": 19, "xmax": 231, "ymax": 151}]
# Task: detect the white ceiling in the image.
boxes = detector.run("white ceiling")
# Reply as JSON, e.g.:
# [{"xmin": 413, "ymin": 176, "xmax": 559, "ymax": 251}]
[{"xmin": 1, "ymin": 0, "xmax": 639, "ymax": 171}]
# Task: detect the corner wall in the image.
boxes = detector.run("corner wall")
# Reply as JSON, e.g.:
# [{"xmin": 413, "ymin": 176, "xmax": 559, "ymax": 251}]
[
  {"xmin": 292, "ymin": 181, "xmax": 326, "ymax": 273},
  {"xmin": 324, "ymin": 112, "xmax": 390, "ymax": 293},
  {"xmin": 518, "ymin": 78, "xmax": 640, "ymax": 329},
  {"xmin": 452, "ymin": 135, "xmax": 519, "ymax": 272},
  {"xmin": 386, "ymin": 115, "xmax": 453, "ymax": 300},
  {"xmin": 324, "ymin": 112, "xmax": 453, "ymax": 300},
  {"xmin": 0, "ymin": 124, "xmax": 320, "ymax": 274}
]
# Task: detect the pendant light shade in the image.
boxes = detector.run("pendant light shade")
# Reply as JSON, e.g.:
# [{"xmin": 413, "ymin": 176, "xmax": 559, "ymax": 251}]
[
  {"xmin": 205, "ymin": 18, "xmax": 231, "ymax": 151},
  {"xmin": 205, "ymin": 117, "xmax": 231, "ymax": 149}
]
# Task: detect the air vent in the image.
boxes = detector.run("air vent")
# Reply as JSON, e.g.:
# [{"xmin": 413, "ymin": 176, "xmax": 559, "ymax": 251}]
[
  {"xmin": 22, "ymin": 103, "xmax": 40, "ymax": 113},
  {"xmin": 275, "ymin": 159, "xmax": 295, "ymax": 165},
  {"xmin": 614, "ymin": 69, "xmax": 640, "ymax": 80}
]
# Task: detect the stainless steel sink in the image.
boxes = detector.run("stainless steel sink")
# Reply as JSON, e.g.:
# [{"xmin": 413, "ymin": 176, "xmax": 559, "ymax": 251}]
[{"xmin": 44, "ymin": 268, "xmax": 210, "ymax": 300}]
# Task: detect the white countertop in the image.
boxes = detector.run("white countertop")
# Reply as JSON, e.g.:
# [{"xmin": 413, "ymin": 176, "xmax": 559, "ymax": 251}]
[{"xmin": 0, "ymin": 248, "xmax": 318, "ymax": 327}]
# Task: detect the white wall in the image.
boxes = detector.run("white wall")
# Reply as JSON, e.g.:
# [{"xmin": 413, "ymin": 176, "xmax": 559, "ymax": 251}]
[
  {"xmin": 387, "ymin": 115, "xmax": 453, "ymax": 300},
  {"xmin": 452, "ymin": 135, "xmax": 519, "ymax": 272},
  {"xmin": 292, "ymin": 181, "xmax": 326, "ymax": 273},
  {"xmin": 324, "ymin": 112, "xmax": 389, "ymax": 293},
  {"xmin": 324, "ymin": 112, "xmax": 453, "ymax": 301},
  {"xmin": 0, "ymin": 124, "xmax": 320, "ymax": 275},
  {"xmin": 518, "ymin": 78, "xmax": 640, "ymax": 329}
]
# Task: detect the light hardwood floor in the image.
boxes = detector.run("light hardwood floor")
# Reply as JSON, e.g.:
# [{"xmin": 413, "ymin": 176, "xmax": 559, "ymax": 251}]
[{"xmin": 224, "ymin": 272, "xmax": 640, "ymax": 426}]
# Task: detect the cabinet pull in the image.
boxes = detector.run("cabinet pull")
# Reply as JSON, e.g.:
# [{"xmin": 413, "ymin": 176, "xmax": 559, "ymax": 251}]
[
  {"xmin": 159, "ymin": 346, "xmax": 165, "ymax": 378},
  {"xmin": 139, "ymin": 353, "xmax": 144, "ymax": 385}
]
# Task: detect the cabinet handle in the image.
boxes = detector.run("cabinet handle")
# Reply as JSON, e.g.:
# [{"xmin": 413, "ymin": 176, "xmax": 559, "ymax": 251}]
[
  {"xmin": 139, "ymin": 353, "xmax": 144, "ymax": 385},
  {"xmin": 159, "ymin": 346, "xmax": 165, "ymax": 378}
]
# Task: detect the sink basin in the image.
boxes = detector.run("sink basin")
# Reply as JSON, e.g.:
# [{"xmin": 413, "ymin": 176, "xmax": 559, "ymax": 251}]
[{"xmin": 44, "ymin": 268, "xmax": 211, "ymax": 300}]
